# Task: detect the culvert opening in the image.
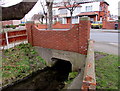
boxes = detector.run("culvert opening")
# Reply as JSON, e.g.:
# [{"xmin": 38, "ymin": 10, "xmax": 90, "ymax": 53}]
[
  {"xmin": 2, "ymin": 58, "xmax": 72, "ymax": 91},
  {"xmin": 51, "ymin": 58, "xmax": 72, "ymax": 81}
]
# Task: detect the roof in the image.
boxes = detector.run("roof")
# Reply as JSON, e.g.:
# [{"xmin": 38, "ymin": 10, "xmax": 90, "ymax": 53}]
[
  {"xmin": 76, "ymin": 0, "xmax": 109, "ymax": 5},
  {"xmin": 58, "ymin": 4, "xmax": 81, "ymax": 9},
  {"xmin": 77, "ymin": 12, "xmax": 98, "ymax": 16},
  {"xmin": 101, "ymin": 0, "xmax": 109, "ymax": 5}
]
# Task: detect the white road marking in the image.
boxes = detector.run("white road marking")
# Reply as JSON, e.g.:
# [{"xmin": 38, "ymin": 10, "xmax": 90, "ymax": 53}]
[{"xmin": 109, "ymin": 43, "xmax": 119, "ymax": 47}]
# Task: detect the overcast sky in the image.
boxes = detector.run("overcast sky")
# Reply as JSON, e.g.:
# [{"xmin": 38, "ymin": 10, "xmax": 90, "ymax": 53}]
[
  {"xmin": 106, "ymin": 0, "xmax": 119, "ymax": 15},
  {"xmin": 0, "ymin": 0, "xmax": 120, "ymax": 19},
  {"xmin": 26, "ymin": 0, "xmax": 120, "ymax": 20}
]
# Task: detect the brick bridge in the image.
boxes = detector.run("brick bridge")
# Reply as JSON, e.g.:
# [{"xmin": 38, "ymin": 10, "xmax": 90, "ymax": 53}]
[
  {"xmin": 26, "ymin": 17, "xmax": 96, "ymax": 90},
  {"xmin": 26, "ymin": 17, "xmax": 90, "ymax": 70},
  {"xmin": 26, "ymin": 17, "xmax": 90, "ymax": 55}
]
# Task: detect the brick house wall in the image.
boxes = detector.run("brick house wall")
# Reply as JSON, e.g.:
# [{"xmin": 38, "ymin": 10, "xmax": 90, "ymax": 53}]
[
  {"xmin": 26, "ymin": 17, "xmax": 90, "ymax": 55},
  {"xmin": 100, "ymin": 2, "xmax": 109, "ymax": 21}
]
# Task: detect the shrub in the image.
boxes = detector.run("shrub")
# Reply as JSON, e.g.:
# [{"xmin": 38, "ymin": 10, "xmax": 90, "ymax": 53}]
[
  {"xmin": 4, "ymin": 25, "xmax": 16, "ymax": 29},
  {"xmin": 19, "ymin": 24, "xmax": 25, "ymax": 26},
  {"xmin": 5, "ymin": 25, "xmax": 10, "ymax": 28},
  {"xmin": 100, "ymin": 25, "xmax": 103, "ymax": 28},
  {"xmin": 9, "ymin": 25, "xmax": 16, "ymax": 29}
]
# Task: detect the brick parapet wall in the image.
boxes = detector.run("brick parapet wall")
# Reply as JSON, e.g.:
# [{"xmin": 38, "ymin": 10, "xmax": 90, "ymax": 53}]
[
  {"xmin": 26, "ymin": 17, "xmax": 90, "ymax": 55},
  {"xmin": 26, "ymin": 22, "xmax": 34, "ymax": 45},
  {"xmin": 37, "ymin": 22, "xmax": 76, "ymax": 29},
  {"xmin": 79, "ymin": 19, "xmax": 90, "ymax": 55}
]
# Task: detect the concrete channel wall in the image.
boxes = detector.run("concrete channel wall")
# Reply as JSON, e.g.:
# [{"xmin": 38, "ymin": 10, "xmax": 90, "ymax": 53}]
[
  {"xmin": 67, "ymin": 40, "xmax": 96, "ymax": 90},
  {"xmin": 35, "ymin": 46, "xmax": 86, "ymax": 71}
]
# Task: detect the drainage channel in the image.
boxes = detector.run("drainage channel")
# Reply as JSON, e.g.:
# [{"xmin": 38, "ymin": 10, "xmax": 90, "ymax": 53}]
[{"xmin": 2, "ymin": 58, "xmax": 72, "ymax": 91}]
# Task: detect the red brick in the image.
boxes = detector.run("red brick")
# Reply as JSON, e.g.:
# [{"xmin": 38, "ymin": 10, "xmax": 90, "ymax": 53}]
[{"xmin": 26, "ymin": 20, "xmax": 90, "ymax": 55}]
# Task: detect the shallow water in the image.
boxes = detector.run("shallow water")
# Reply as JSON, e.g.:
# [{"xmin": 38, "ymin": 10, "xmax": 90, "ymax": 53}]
[{"xmin": 2, "ymin": 58, "xmax": 72, "ymax": 91}]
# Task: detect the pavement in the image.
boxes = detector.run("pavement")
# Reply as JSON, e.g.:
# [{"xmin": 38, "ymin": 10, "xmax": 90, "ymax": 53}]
[
  {"xmin": 94, "ymin": 42, "xmax": 119, "ymax": 55},
  {"xmin": 91, "ymin": 29, "xmax": 120, "ymax": 33},
  {"xmin": 90, "ymin": 29, "xmax": 119, "ymax": 55}
]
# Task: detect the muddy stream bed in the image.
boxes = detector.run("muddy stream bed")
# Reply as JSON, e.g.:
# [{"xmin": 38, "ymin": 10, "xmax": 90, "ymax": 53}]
[{"xmin": 2, "ymin": 58, "xmax": 72, "ymax": 91}]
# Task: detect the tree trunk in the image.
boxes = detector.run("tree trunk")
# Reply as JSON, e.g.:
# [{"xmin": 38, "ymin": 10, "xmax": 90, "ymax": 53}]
[
  {"xmin": 70, "ymin": 11, "xmax": 73, "ymax": 29},
  {"xmin": 45, "ymin": 14, "xmax": 48, "ymax": 30},
  {"xmin": 47, "ymin": 3, "xmax": 53, "ymax": 30}
]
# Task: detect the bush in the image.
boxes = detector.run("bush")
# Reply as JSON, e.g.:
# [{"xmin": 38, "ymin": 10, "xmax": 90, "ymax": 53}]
[
  {"xmin": 10, "ymin": 25, "xmax": 16, "ymax": 29},
  {"xmin": 19, "ymin": 24, "xmax": 25, "ymax": 26},
  {"xmin": 100, "ymin": 25, "xmax": 103, "ymax": 28},
  {"xmin": 4, "ymin": 25, "xmax": 16, "ymax": 29},
  {"xmin": 5, "ymin": 25, "xmax": 10, "ymax": 28}
]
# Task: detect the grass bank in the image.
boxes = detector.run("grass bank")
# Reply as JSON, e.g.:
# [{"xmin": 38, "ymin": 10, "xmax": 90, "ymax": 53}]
[
  {"xmin": 2, "ymin": 43, "xmax": 46, "ymax": 86},
  {"xmin": 95, "ymin": 52, "xmax": 119, "ymax": 90}
]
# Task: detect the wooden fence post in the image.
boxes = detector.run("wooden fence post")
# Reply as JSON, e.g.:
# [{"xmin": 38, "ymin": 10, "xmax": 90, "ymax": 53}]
[{"xmin": 5, "ymin": 32, "xmax": 9, "ymax": 49}]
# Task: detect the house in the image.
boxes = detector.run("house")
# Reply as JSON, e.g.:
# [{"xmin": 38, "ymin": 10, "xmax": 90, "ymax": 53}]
[
  {"xmin": 53, "ymin": 4, "xmax": 81, "ymax": 24},
  {"xmin": 53, "ymin": 1, "xmax": 110, "ymax": 24}
]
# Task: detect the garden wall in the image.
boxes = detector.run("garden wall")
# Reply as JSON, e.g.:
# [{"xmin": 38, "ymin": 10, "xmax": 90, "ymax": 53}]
[
  {"xmin": 102, "ymin": 21, "xmax": 118, "ymax": 29},
  {"xmin": 26, "ymin": 17, "xmax": 90, "ymax": 55},
  {"xmin": 0, "ymin": 30, "xmax": 27, "ymax": 46},
  {"xmin": 37, "ymin": 22, "xmax": 75, "ymax": 29},
  {"xmin": 118, "ymin": 22, "xmax": 120, "ymax": 29}
]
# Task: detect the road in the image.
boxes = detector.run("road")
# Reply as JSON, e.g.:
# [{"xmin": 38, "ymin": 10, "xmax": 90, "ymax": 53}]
[{"xmin": 90, "ymin": 29, "xmax": 119, "ymax": 55}]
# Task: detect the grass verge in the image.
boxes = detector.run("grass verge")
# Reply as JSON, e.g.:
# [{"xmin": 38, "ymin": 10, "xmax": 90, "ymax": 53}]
[
  {"xmin": 95, "ymin": 52, "xmax": 119, "ymax": 90},
  {"xmin": 2, "ymin": 43, "xmax": 46, "ymax": 86}
]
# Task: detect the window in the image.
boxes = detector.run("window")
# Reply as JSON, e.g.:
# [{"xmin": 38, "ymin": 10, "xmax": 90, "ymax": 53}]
[
  {"xmin": 100, "ymin": 17, "xmax": 102, "ymax": 21},
  {"xmin": 73, "ymin": 7, "xmax": 80, "ymax": 14},
  {"xmin": 58, "ymin": 18, "xmax": 62, "ymax": 23},
  {"xmin": 53, "ymin": 10, "xmax": 56, "ymax": 15},
  {"xmin": 90, "ymin": 18, "xmax": 94, "ymax": 22},
  {"xmin": 62, "ymin": 18, "xmax": 67, "ymax": 24},
  {"xmin": 86, "ymin": 6, "xmax": 92, "ymax": 12},
  {"xmin": 100, "ymin": 6, "xmax": 102, "ymax": 11},
  {"xmin": 72, "ymin": 16, "xmax": 79, "ymax": 24},
  {"xmin": 59, "ymin": 9, "xmax": 67, "ymax": 14}
]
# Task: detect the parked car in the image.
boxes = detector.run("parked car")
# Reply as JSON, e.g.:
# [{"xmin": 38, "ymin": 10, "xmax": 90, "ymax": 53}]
[{"xmin": 91, "ymin": 21, "xmax": 102, "ymax": 29}]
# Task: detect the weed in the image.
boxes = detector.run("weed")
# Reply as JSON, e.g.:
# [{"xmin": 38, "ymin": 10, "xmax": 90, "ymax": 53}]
[
  {"xmin": 2, "ymin": 43, "xmax": 46, "ymax": 86},
  {"xmin": 65, "ymin": 72, "xmax": 78, "ymax": 84}
]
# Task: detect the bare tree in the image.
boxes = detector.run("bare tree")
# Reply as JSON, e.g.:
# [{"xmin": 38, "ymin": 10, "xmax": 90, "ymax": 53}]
[
  {"xmin": 40, "ymin": 1, "xmax": 48, "ymax": 29},
  {"xmin": 45, "ymin": 0, "xmax": 54, "ymax": 30},
  {"xmin": 63, "ymin": 0, "xmax": 79, "ymax": 29}
]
